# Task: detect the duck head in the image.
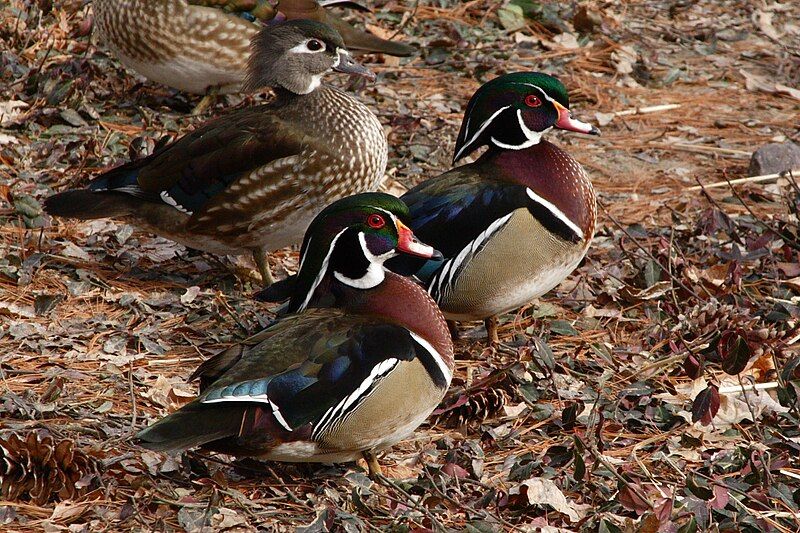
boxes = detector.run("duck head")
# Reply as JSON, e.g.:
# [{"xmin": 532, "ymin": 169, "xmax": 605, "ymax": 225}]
[
  {"xmin": 244, "ymin": 19, "xmax": 374, "ymax": 94},
  {"xmin": 453, "ymin": 72, "xmax": 599, "ymax": 163},
  {"xmin": 287, "ymin": 192, "xmax": 442, "ymax": 312}
]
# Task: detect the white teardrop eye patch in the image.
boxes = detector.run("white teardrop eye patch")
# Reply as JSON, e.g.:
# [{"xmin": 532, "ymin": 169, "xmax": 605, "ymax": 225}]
[{"xmin": 289, "ymin": 39, "xmax": 327, "ymax": 54}]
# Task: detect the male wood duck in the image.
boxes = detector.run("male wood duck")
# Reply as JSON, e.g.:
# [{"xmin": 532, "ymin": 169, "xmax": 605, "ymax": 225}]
[
  {"xmin": 93, "ymin": 0, "xmax": 415, "ymax": 96},
  {"xmin": 45, "ymin": 20, "xmax": 388, "ymax": 284},
  {"xmin": 395, "ymin": 72, "xmax": 600, "ymax": 343},
  {"xmin": 137, "ymin": 193, "xmax": 453, "ymax": 477},
  {"xmin": 256, "ymin": 73, "xmax": 599, "ymax": 341}
]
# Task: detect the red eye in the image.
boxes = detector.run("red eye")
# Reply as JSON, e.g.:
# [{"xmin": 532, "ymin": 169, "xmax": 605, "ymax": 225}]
[
  {"xmin": 367, "ymin": 214, "xmax": 385, "ymax": 229},
  {"xmin": 525, "ymin": 94, "xmax": 542, "ymax": 107}
]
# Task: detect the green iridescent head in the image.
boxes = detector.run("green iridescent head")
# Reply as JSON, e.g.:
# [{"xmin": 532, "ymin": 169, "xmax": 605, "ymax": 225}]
[
  {"xmin": 287, "ymin": 193, "xmax": 441, "ymax": 312},
  {"xmin": 453, "ymin": 72, "xmax": 599, "ymax": 163}
]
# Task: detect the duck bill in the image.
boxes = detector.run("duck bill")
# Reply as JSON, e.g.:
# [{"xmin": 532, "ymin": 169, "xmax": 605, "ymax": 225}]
[
  {"xmin": 396, "ymin": 221, "xmax": 442, "ymax": 260},
  {"xmin": 333, "ymin": 49, "xmax": 376, "ymax": 81},
  {"xmin": 554, "ymin": 102, "xmax": 600, "ymax": 135}
]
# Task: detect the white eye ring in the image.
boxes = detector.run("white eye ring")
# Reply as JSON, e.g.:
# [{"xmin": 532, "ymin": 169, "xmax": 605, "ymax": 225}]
[{"xmin": 288, "ymin": 39, "xmax": 327, "ymax": 54}]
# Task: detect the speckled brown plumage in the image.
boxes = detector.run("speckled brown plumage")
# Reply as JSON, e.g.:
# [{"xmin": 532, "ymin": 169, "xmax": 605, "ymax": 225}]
[
  {"xmin": 45, "ymin": 21, "xmax": 388, "ymax": 284},
  {"xmin": 93, "ymin": 0, "xmax": 414, "ymax": 94}
]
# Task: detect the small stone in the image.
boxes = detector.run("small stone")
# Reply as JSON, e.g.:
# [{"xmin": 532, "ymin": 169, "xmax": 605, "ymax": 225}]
[
  {"xmin": 573, "ymin": 5, "xmax": 602, "ymax": 33},
  {"xmin": 748, "ymin": 141, "xmax": 800, "ymax": 176}
]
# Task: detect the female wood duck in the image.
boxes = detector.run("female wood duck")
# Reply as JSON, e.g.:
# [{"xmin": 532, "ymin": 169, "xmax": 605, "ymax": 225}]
[
  {"xmin": 394, "ymin": 72, "xmax": 600, "ymax": 343},
  {"xmin": 93, "ymin": 0, "xmax": 415, "ymax": 96},
  {"xmin": 136, "ymin": 193, "xmax": 453, "ymax": 477},
  {"xmin": 45, "ymin": 20, "xmax": 388, "ymax": 284}
]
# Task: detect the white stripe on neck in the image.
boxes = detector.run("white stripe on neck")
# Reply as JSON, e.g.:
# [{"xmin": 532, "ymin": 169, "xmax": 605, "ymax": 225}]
[
  {"xmin": 298, "ymin": 228, "xmax": 347, "ymax": 312},
  {"xmin": 454, "ymin": 105, "xmax": 511, "ymax": 162}
]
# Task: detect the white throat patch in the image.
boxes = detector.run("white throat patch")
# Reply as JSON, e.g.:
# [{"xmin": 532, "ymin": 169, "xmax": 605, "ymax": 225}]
[
  {"xmin": 333, "ymin": 232, "xmax": 396, "ymax": 289},
  {"xmin": 491, "ymin": 110, "xmax": 550, "ymax": 151},
  {"xmin": 301, "ymin": 74, "xmax": 323, "ymax": 94}
]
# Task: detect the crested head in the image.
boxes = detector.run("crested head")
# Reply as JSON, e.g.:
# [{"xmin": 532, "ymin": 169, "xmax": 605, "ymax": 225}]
[
  {"xmin": 453, "ymin": 72, "xmax": 599, "ymax": 163},
  {"xmin": 287, "ymin": 193, "xmax": 441, "ymax": 313},
  {"xmin": 244, "ymin": 19, "xmax": 375, "ymax": 95}
]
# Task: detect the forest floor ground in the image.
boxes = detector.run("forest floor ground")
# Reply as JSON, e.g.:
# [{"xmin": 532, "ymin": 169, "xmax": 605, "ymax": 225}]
[{"xmin": 1, "ymin": 0, "xmax": 799, "ymax": 531}]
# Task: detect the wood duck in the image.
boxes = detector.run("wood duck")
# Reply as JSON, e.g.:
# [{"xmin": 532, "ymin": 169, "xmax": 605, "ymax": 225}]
[
  {"xmin": 395, "ymin": 72, "xmax": 600, "ymax": 343},
  {"xmin": 45, "ymin": 20, "xmax": 388, "ymax": 284},
  {"xmin": 136, "ymin": 193, "xmax": 453, "ymax": 477},
  {"xmin": 256, "ymin": 73, "xmax": 600, "ymax": 341},
  {"xmin": 93, "ymin": 0, "xmax": 415, "ymax": 96}
]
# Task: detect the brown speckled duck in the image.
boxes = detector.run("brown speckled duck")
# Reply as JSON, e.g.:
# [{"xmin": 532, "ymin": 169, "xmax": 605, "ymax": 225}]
[
  {"xmin": 93, "ymin": 0, "xmax": 415, "ymax": 95},
  {"xmin": 137, "ymin": 193, "xmax": 452, "ymax": 477},
  {"xmin": 45, "ymin": 20, "xmax": 388, "ymax": 284}
]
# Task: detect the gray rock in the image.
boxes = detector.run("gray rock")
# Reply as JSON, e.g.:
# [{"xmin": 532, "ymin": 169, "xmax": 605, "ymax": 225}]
[{"xmin": 749, "ymin": 141, "xmax": 800, "ymax": 176}]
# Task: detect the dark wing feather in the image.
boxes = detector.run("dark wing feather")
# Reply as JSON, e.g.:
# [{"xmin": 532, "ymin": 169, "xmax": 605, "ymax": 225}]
[
  {"xmin": 190, "ymin": 319, "xmax": 282, "ymax": 392},
  {"xmin": 139, "ymin": 311, "xmax": 423, "ymax": 452},
  {"xmin": 82, "ymin": 106, "xmax": 307, "ymax": 218},
  {"xmin": 253, "ymin": 276, "xmax": 297, "ymax": 302},
  {"xmin": 200, "ymin": 311, "xmax": 419, "ymax": 429},
  {"xmin": 138, "ymin": 107, "xmax": 306, "ymax": 214},
  {"xmin": 388, "ymin": 168, "xmax": 527, "ymax": 281}
]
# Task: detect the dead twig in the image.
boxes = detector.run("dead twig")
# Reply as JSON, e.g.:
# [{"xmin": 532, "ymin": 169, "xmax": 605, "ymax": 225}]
[{"xmin": 688, "ymin": 169, "xmax": 800, "ymax": 191}]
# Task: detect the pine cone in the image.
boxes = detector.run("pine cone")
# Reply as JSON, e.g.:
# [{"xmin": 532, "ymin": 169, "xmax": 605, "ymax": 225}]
[
  {"xmin": 431, "ymin": 386, "xmax": 509, "ymax": 429},
  {"xmin": 670, "ymin": 298, "xmax": 797, "ymax": 362},
  {"xmin": 747, "ymin": 321, "xmax": 798, "ymax": 358},
  {"xmin": 670, "ymin": 299, "xmax": 757, "ymax": 350},
  {"xmin": 0, "ymin": 431, "xmax": 99, "ymax": 505}
]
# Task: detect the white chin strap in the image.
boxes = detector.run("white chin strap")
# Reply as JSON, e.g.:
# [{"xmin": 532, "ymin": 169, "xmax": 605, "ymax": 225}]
[
  {"xmin": 333, "ymin": 232, "xmax": 396, "ymax": 290},
  {"xmin": 491, "ymin": 110, "xmax": 548, "ymax": 150}
]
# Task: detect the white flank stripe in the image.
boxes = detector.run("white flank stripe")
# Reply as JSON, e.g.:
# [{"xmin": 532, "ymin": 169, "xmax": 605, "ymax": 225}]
[
  {"xmin": 202, "ymin": 394, "xmax": 293, "ymax": 432},
  {"xmin": 447, "ymin": 241, "xmax": 473, "ymax": 284},
  {"xmin": 313, "ymin": 358, "xmax": 399, "ymax": 439},
  {"xmin": 525, "ymin": 187, "xmax": 583, "ymax": 240},
  {"xmin": 454, "ymin": 105, "xmax": 511, "ymax": 162},
  {"xmin": 159, "ymin": 191, "xmax": 193, "ymax": 215},
  {"xmin": 431, "ymin": 213, "xmax": 513, "ymax": 299},
  {"xmin": 433, "ymin": 258, "xmax": 454, "ymax": 302},
  {"xmin": 409, "ymin": 332, "xmax": 452, "ymax": 385}
]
